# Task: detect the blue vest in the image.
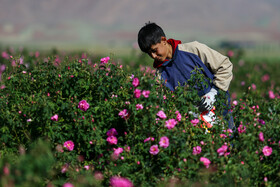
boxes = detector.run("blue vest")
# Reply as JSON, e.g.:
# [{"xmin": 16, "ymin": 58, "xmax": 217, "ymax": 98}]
[{"xmin": 160, "ymin": 46, "xmax": 215, "ymax": 97}]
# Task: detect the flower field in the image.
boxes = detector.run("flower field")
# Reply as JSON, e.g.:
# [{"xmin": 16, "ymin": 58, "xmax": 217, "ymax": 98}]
[{"xmin": 0, "ymin": 48, "xmax": 280, "ymax": 187}]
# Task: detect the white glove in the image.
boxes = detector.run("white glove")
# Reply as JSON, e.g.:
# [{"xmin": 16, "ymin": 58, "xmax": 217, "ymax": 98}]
[{"xmin": 198, "ymin": 87, "xmax": 218, "ymax": 112}]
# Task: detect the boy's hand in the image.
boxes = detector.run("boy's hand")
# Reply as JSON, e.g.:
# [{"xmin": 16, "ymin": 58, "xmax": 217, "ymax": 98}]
[{"xmin": 198, "ymin": 88, "xmax": 218, "ymax": 112}]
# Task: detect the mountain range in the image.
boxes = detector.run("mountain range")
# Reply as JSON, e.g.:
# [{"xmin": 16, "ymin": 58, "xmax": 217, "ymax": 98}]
[{"xmin": 1, "ymin": 0, "xmax": 280, "ymax": 50}]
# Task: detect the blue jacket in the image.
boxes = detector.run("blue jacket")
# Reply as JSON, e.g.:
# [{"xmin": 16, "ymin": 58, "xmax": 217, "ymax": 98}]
[{"xmin": 159, "ymin": 46, "xmax": 216, "ymax": 97}]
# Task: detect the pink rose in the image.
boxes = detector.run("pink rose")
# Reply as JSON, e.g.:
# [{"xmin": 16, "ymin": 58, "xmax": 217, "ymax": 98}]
[
  {"xmin": 78, "ymin": 100, "xmax": 90, "ymax": 111},
  {"xmin": 118, "ymin": 109, "xmax": 130, "ymax": 120},
  {"xmin": 200, "ymin": 157, "xmax": 211, "ymax": 168},
  {"xmin": 259, "ymin": 132, "xmax": 264, "ymax": 142},
  {"xmin": 51, "ymin": 114, "xmax": 58, "ymax": 121},
  {"xmin": 113, "ymin": 147, "xmax": 124, "ymax": 156},
  {"xmin": 132, "ymin": 77, "xmax": 139, "ymax": 87},
  {"xmin": 268, "ymin": 90, "xmax": 275, "ymax": 99},
  {"xmin": 144, "ymin": 137, "xmax": 154, "ymax": 143},
  {"xmin": 175, "ymin": 111, "xmax": 182, "ymax": 122},
  {"xmin": 63, "ymin": 183, "xmax": 74, "ymax": 187},
  {"xmin": 159, "ymin": 136, "xmax": 169, "ymax": 148},
  {"xmin": 107, "ymin": 128, "xmax": 118, "ymax": 137},
  {"xmin": 157, "ymin": 110, "xmax": 167, "ymax": 119},
  {"xmin": 165, "ymin": 119, "xmax": 177, "ymax": 129},
  {"xmin": 142, "ymin": 90, "xmax": 150, "ymax": 98},
  {"xmin": 110, "ymin": 176, "xmax": 133, "ymax": 187},
  {"xmin": 238, "ymin": 124, "xmax": 246, "ymax": 134},
  {"xmin": 262, "ymin": 146, "xmax": 272, "ymax": 157},
  {"xmin": 63, "ymin": 140, "xmax": 74, "ymax": 151},
  {"xmin": 136, "ymin": 104, "xmax": 143, "ymax": 110},
  {"xmin": 134, "ymin": 89, "xmax": 142, "ymax": 98},
  {"xmin": 149, "ymin": 145, "xmax": 159, "ymax": 155},
  {"xmin": 217, "ymin": 145, "xmax": 228, "ymax": 156},
  {"xmin": 192, "ymin": 146, "xmax": 202, "ymax": 155},
  {"xmin": 100, "ymin": 56, "xmax": 110, "ymax": 64},
  {"xmin": 107, "ymin": 136, "xmax": 118, "ymax": 145},
  {"xmin": 191, "ymin": 119, "xmax": 199, "ymax": 126}
]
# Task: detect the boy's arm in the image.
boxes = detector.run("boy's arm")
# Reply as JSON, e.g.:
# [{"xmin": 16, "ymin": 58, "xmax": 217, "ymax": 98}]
[{"xmin": 180, "ymin": 41, "xmax": 233, "ymax": 91}]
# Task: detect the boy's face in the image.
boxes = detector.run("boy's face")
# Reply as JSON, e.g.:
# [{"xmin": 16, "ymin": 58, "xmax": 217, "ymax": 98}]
[{"xmin": 148, "ymin": 37, "xmax": 172, "ymax": 62}]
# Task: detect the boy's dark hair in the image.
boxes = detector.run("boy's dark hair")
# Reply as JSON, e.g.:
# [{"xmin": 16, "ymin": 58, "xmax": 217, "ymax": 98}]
[{"xmin": 138, "ymin": 22, "xmax": 166, "ymax": 53}]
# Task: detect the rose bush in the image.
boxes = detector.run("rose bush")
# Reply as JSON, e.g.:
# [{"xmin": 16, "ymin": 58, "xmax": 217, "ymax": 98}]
[{"xmin": 0, "ymin": 48, "xmax": 279, "ymax": 186}]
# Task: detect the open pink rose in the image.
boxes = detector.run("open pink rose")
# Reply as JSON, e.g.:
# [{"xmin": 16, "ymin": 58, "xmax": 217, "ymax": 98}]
[
  {"xmin": 159, "ymin": 136, "xmax": 169, "ymax": 148},
  {"xmin": 149, "ymin": 145, "xmax": 159, "ymax": 155},
  {"xmin": 200, "ymin": 157, "xmax": 211, "ymax": 168},
  {"xmin": 217, "ymin": 145, "xmax": 228, "ymax": 156},
  {"xmin": 78, "ymin": 100, "xmax": 90, "ymax": 111},
  {"xmin": 192, "ymin": 146, "xmax": 202, "ymax": 155},
  {"xmin": 262, "ymin": 146, "xmax": 272, "ymax": 156},
  {"xmin": 191, "ymin": 119, "xmax": 199, "ymax": 126},
  {"xmin": 100, "ymin": 56, "xmax": 110, "ymax": 64},
  {"xmin": 157, "ymin": 110, "xmax": 167, "ymax": 119},
  {"xmin": 107, "ymin": 136, "xmax": 118, "ymax": 145},
  {"xmin": 63, "ymin": 140, "xmax": 74, "ymax": 151},
  {"xmin": 134, "ymin": 89, "xmax": 142, "ymax": 98},
  {"xmin": 132, "ymin": 77, "xmax": 139, "ymax": 87},
  {"xmin": 165, "ymin": 119, "xmax": 177, "ymax": 129}
]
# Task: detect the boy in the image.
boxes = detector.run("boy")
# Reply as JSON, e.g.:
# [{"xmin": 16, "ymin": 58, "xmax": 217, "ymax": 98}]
[{"xmin": 137, "ymin": 22, "xmax": 234, "ymax": 130}]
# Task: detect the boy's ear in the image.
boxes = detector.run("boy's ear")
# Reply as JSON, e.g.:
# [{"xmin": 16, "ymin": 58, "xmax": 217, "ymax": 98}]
[{"xmin": 161, "ymin": 36, "xmax": 167, "ymax": 43}]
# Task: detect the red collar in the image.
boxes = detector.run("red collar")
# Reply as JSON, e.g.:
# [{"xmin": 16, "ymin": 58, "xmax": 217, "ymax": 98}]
[{"xmin": 153, "ymin": 39, "xmax": 182, "ymax": 68}]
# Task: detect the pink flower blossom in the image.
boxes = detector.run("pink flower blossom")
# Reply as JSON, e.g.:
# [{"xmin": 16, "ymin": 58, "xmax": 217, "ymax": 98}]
[
  {"xmin": 142, "ymin": 90, "xmax": 150, "ymax": 98},
  {"xmin": 191, "ymin": 119, "xmax": 199, "ymax": 126},
  {"xmin": 107, "ymin": 128, "xmax": 118, "ymax": 136},
  {"xmin": 63, "ymin": 183, "xmax": 74, "ymax": 187},
  {"xmin": 84, "ymin": 165, "xmax": 90, "ymax": 170},
  {"xmin": 134, "ymin": 89, "xmax": 142, "ymax": 98},
  {"xmin": 78, "ymin": 100, "xmax": 90, "ymax": 111},
  {"xmin": 132, "ymin": 77, "xmax": 139, "ymax": 87},
  {"xmin": 227, "ymin": 50, "xmax": 234, "ymax": 57},
  {"xmin": 262, "ymin": 146, "xmax": 272, "ymax": 156},
  {"xmin": 100, "ymin": 56, "xmax": 110, "ymax": 64},
  {"xmin": 259, "ymin": 132, "xmax": 264, "ymax": 142},
  {"xmin": 238, "ymin": 124, "xmax": 246, "ymax": 134},
  {"xmin": 149, "ymin": 145, "xmax": 159, "ymax": 155},
  {"xmin": 118, "ymin": 109, "xmax": 129, "ymax": 120},
  {"xmin": 157, "ymin": 110, "xmax": 167, "ymax": 119},
  {"xmin": 217, "ymin": 145, "xmax": 228, "ymax": 156},
  {"xmin": 0, "ymin": 64, "xmax": 6, "ymax": 73},
  {"xmin": 136, "ymin": 104, "xmax": 143, "ymax": 110},
  {"xmin": 232, "ymin": 100, "xmax": 238, "ymax": 106},
  {"xmin": 107, "ymin": 136, "xmax": 118, "ymax": 145},
  {"xmin": 61, "ymin": 163, "xmax": 69, "ymax": 173},
  {"xmin": 165, "ymin": 119, "xmax": 177, "ymax": 129},
  {"xmin": 63, "ymin": 140, "xmax": 74, "ymax": 151},
  {"xmin": 110, "ymin": 176, "xmax": 133, "ymax": 187},
  {"xmin": 268, "ymin": 90, "xmax": 275, "ymax": 99},
  {"xmin": 51, "ymin": 114, "xmax": 58, "ymax": 121},
  {"xmin": 261, "ymin": 74, "xmax": 270, "ymax": 82},
  {"xmin": 175, "ymin": 111, "xmax": 182, "ymax": 122},
  {"xmin": 2, "ymin": 51, "xmax": 9, "ymax": 59},
  {"xmin": 192, "ymin": 146, "xmax": 202, "ymax": 155},
  {"xmin": 144, "ymin": 137, "xmax": 154, "ymax": 143},
  {"xmin": 159, "ymin": 136, "xmax": 169, "ymax": 148},
  {"xmin": 251, "ymin": 83, "xmax": 256, "ymax": 90},
  {"xmin": 200, "ymin": 157, "xmax": 211, "ymax": 168},
  {"xmin": 113, "ymin": 147, "xmax": 124, "ymax": 156}
]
